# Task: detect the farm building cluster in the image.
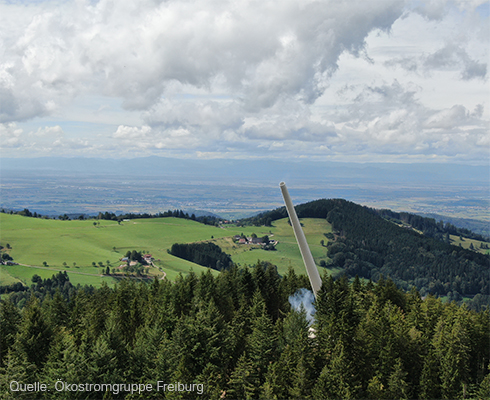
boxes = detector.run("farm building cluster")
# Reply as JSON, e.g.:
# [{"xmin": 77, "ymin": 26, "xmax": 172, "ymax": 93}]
[
  {"xmin": 120, "ymin": 253, "xmax": 154, "ymax": 267},
  {"xmin": 233, "ymin": 235, "xmax": 277, "ymax": 247}
]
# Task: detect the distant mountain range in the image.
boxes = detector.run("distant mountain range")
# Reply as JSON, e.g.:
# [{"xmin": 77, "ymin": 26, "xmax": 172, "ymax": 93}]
[
  {"xmin": 1, "ymin": 156, "xmax": 488, "ymax": 185},
  {"xmin": 1, "ymin": 156, "xmax": 488, "ymax": 223}
]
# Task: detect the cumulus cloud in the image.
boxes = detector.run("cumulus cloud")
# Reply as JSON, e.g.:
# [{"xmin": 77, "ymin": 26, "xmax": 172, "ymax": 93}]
[
  {"xmin": 0, "ymin": 123, "xmax": 24, "ymax": 148},
  {"xmin": 0, "ymin": 0, "xmax": 405, "ymax": 121},
  {"xmin": 0, "ymin": 0, "xmax": 488, "ymax": 162},
  {"xmin": 0, "ymin": 123, "xmax": 95, "ymax": 155},
  {"xmin": 423, "ymin": 44, "xmax": 487, "ymax": 79}
]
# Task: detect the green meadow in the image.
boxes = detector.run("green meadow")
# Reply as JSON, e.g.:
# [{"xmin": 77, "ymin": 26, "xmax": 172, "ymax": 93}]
[
  {"xmin": 449, "ymin": 234, "xmax": 488, "ymax": 254},
  {"xmin": 216, "ymin": 218, "xmax": 336, "ymax": 277},
  {"xmin": 0, "ymin": 264, "xmax": 115, "ymax": 288},
  {"xmin": 0, "ymin": 214, "xmax": 336, "ymax": 286}
]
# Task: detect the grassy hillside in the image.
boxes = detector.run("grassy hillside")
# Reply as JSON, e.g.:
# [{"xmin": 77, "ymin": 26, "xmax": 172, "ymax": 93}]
[
  {"xmin": 215, "ymin": 218, "xmax": 337, "ymax": 277},
  {"xmin": 0, "ymin": 214, "xmax": 223, "ymax": 285},
  {"xmin": 449, "ymin": 234, "xmax": 489, "ymax": 254},
  {"xmin": 0, "ymin": 214, "xmax": 335, "ymax": 285}
]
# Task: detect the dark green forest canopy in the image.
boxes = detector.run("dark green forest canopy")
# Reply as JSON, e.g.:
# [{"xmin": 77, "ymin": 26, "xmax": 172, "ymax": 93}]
[
  {"xmin": 169, "ymin": 242, "xmax": 233, "ymax": 271},
  {"xmin": 242, "ymin": 199, "xmax": 490, "ymax": 301},
  {"xmin": 1, "ymin": 266, "xmax": 489, "ymax": 400}
]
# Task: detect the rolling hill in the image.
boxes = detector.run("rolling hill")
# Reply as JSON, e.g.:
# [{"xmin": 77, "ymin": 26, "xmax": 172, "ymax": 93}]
[
  {"xmin": 243, "ymin": 199, "xmax": 490, "ymax": 305},
  {"xmin": 2, "ymin": 198, "xmax": 489, "ymax": 311},
  {"xmin": 0, "ymin": 213, "xmax": 334, "ymax": 286}
]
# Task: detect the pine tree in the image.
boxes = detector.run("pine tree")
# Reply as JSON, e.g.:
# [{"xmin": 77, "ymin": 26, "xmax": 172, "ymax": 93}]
[
  {"xmin": 247, "ymin": 292, "xmax": 278, "ymax": 386},
  {"xmin": 262, "ymin": 307, "xmax": 314, "ymax": 399},
  {"xmin": 0, "ymin": 298, "xmax": 21, "ymax": 367},
  {"xmin": 366, "ymin": 374, "xmax": 387, "ymax": 399},
  {"xmin": 227, "ymin": 353, "xmax": 258, "ymax": 400},
  {"xmin": 477, "ymin": 365, "xmax": 490, "ymax": 400},
  {"xmin": 0, "ymin": 351, "xmax": 36, "ymax": 399},
  {"xmin": 419, "ymin": 349, "xmax": 441, "ymax": 399},
  {"xmin": 387, "ymin": 358, "xmax": 409, "ymax": 399},
  {"xmin": 432, "ymin": 307, "xmax": 471, "ymax": 399},
  {"xmin": 312, "ymin": 339, "xmax": 360, "ymax": 399},
  {"xmin": 41, "ymin": 329, "xmax": 92, "ymax": 399},
  {"xmin": 45, "ymin": 289, "xmax": 69, "ymax": 329},
  {"xmin": 14, "ymin": 297, "xmax": 53, "ymax": 369}
]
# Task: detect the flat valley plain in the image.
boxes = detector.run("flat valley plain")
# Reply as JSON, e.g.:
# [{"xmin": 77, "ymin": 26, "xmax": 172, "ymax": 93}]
[{"xmin": 1, "ymin": 157, "xmax": 488, "ymax": 222}]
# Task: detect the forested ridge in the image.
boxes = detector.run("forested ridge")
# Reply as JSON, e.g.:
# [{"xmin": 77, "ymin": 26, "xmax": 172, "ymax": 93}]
[
  {"xmin": 242, "ymin": 199, "xmax": 489, "ymax": 304},
  {"xmin": 1, "ymin": 266, "xmax": 489, "ymax": 399}
]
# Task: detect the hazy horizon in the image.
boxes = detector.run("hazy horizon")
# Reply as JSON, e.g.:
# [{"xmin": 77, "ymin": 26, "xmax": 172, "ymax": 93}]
[{"xmin": 2, "ymin": 156, "xmax": 488, "ymax": 224}]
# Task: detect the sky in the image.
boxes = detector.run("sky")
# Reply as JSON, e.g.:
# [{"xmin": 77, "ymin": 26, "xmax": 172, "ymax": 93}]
[{"xmin": 0, "ymin": 0, "xmax": 488, "ymax": 164}]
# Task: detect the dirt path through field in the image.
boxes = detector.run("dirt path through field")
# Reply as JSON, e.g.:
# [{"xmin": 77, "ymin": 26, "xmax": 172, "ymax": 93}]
[{"xmin": 149, "ymin": 261, "xmax": 166, "ymax": 279}]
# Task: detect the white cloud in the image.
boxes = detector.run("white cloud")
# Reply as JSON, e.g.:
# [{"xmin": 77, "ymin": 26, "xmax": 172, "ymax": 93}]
[
  {"xmin": 0, "ymin": 122, "xmax": 24, "ymax": 148},
  {"xmin": 0, "ymin": 0, "xmax": 487, "ymax": 162},
  {"xmin": 0, "ymin": 123, "xmax": 96, "ymax": 155},
  {"xmin": 0, "ymin": 0, "xmax": 405, "ymax": 117},
  {"xmin": 113, "ymin": 125, "xmax": 152, "ymax": 140}
]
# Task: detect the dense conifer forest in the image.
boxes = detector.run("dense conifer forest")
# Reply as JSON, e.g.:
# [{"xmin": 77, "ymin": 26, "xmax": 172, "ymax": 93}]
[
  {"xmin": 242, "ymin": 199, "xmax": 490, "ymax": 308},
  {"xmin": 1, "ymin": 265, "xmax": 489, "ymax": 399},
  {"xmin": 169, "ymin": 242, "xmax": 233, "ymax": 271}
]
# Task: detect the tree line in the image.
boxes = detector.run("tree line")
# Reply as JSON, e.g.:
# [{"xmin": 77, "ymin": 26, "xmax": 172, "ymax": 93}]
[
  {"xmin": 96, "ymin": 210, "xmax": 221, "ymax": 226},
  {"xmin": 0, "ymin": 208, "xmax": 222, "ymax": 226},
  {"xmin": 0, "ymin": 265, "xmax": 489, "ymax": 399}
]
